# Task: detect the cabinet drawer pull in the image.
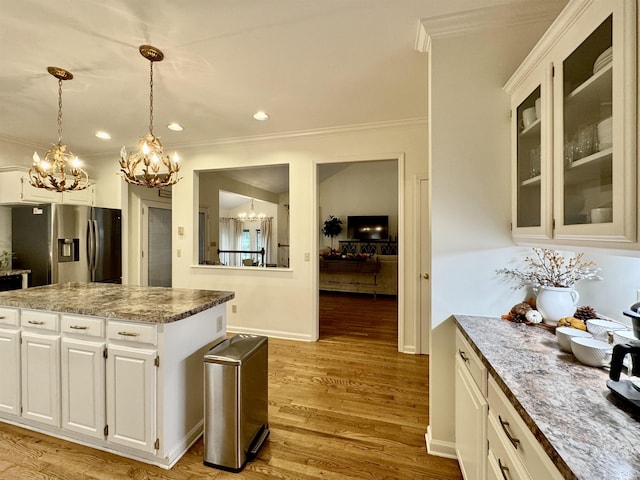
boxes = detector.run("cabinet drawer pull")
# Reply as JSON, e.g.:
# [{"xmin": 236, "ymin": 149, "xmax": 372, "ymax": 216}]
[
  {"xmin": 118, "ymin": 331, "xmax": 139, "ymax": 337},
  {"xmin": 458, "ymin": 349, "xmax": 469, "ymax": 363},
  {"xmin": 498, "ymin": 458, "xmax": 510, "ymax": 480},
  {"xmin": 70, "ymin": 325, "xmax": 88, "ymax": 330},
  {"xmin": 498, "ymin": 415, "xmax": 520, "ymax": 449},
  {"xmin": 27, "ymin": 320, "xmax": 45, "ymax": 325},
  {"xmin": 0, "ymin": 316, "xmax": 5, "ymax": 320}
]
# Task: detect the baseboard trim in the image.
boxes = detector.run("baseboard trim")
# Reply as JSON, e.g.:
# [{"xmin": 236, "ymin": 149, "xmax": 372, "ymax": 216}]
[
  {"xmin": 425, "ymin": 426, "xmax": 458, "ymax": 459},
  {"xmin": 227, "ymin": 325, "xmax": 314, "ymax": 342}
]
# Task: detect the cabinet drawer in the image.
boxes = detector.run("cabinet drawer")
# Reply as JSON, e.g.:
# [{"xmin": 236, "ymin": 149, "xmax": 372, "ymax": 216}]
[
  {"xmin": 488, "ymin": 377, "xmax": 563, "ymax": 480},
  {"xmin": 0, "ymin": 307, "xmax": 19, "ymax": 326},
  {"xmin": 456, "ymin": 328, "xmax": 487, "ymax": 397},
  {"xmin": 487, "ymin": 413, "xmax": 531, "ymax": 480},
  {"xmin": 61, "ymin": 314, "xmax": 104, "ymax": 338},
  {"xmin": 107, "ymin": 321, "xmax": 157, "ymax": 346},
  {"xmin": 21, "ymin": 310, "xmax": 59, "ymax": 332}
]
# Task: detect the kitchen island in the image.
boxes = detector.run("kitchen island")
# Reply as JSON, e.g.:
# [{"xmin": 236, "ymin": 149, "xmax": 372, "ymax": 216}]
[
  {"xmin": 0, "ymin": 282, "xmax": 234, "ymax": 469},
  {"xmin": 455, "ymin": 314, "xmax": 640, "ymax": 480}
]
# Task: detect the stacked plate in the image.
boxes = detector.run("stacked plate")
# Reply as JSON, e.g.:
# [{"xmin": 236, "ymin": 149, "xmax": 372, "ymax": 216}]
[
  {"xmin": 593, "ymin": 47, "xmax": 612, "ymax": 74},
  {"xmin": 598, "ymin": 116, "xmax": 612, "ymax": 150}
]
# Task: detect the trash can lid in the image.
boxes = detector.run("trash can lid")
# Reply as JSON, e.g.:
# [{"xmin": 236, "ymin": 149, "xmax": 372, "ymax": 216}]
[{"xmin": 204, "ymin": 334, "xmax": 267, "ymax": 365}]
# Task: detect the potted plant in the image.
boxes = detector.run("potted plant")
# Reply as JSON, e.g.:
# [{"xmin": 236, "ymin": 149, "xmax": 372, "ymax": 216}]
[
  {"xmin": 497, "ymin": 248, "xmax": 601, "ymax": 325},
  {"xmin": 321, "ymin": 215, "xmax": 343, "ymax": 253}
]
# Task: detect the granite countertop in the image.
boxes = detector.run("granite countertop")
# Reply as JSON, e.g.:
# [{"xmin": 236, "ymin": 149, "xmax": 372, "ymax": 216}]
[
  {"xmin": 0, "ymin": 269, "xmax": 30, "ymax": 277},
  {"xmin": 455, "ymin": 314, "xmax": 640, "ymax": 480},
  {"xmin": 0, "ymin": 282, "xmax": 235, "ymax": 323}
]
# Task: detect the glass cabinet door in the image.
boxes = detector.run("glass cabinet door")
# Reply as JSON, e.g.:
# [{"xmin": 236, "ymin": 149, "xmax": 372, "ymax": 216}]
[
  {"xmin": 515, "ymin": 87, "xmax": 542, "ymax": 229},
  {"xmin": 553, "ymin": 0, "xmax": 636, "ymax": 242}
]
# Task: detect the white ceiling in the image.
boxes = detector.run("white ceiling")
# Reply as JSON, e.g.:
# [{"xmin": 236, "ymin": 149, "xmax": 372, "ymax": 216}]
[
  {"xmin": 0, "ymin": 0, "xmax": 540, "ymax": 163},
  {"xmin": 0, "ymin": 0, "xmax": 559, "ymax": 166}
]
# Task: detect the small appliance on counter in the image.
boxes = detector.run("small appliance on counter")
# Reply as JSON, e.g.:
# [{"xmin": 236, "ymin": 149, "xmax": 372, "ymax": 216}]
[{"xmin": 607, "ymin": 304, "xmax": 640, "ymax": 410}]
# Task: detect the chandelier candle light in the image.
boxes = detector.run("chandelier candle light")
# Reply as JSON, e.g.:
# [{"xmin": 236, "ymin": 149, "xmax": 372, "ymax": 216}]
[
  {"xmin": 29, "ymin": 67, "xmax": 89, "ymax": 192},
  {"xmin": 120, "ymin": 45, "xmax": 181, "ymax": 188}
]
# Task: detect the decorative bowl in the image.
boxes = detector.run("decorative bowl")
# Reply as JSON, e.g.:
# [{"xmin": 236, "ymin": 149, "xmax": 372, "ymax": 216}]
[
  {"xmin": 586, "ymin": 319, "xmax": 629, "ymax": 342},
  {"xmin": 611, "ymin": 329, "xmax": 640, "ymax": 346},
  {"xmin": 556, "ymin": 327, "xmax": 592, "ymax": 352},
  {"xmin": 570, "ymin": 337, "xmax": 613, "ymax": 367}
]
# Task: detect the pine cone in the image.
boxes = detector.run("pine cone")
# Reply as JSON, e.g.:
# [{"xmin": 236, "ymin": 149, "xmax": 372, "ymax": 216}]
[
  {"xmin": 511, "ymin": 302, "xmax": 532, "ymax": 317},
  {"xmin": 574, "ymin": 305, "xmax": 597, "ymax": 322}
]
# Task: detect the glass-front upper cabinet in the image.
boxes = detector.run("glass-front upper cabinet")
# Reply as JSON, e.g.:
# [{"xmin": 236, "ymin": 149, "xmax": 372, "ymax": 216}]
[
  {"xmin": 552, "ymin": 0, "xmax": 636, "ymax": 243},
  {"xmin": 506, "ymin": 0, "xmax": 636, "ymax": 246},
  {"xmin": 510, "ymin": 66, "xmax": 553, "ymax": 240}
]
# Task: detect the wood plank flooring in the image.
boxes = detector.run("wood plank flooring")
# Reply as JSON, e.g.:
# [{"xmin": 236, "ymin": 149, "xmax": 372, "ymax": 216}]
[{"xmin": 0, "ymin": 293, "xmax": 462, "ymax": 479}]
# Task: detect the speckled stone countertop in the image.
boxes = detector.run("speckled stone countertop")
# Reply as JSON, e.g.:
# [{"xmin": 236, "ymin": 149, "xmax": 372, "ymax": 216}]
[
  {"xmin": 455, "ymin": 315, "xmax": 640, "ymax": 480},
  {"xmin": 0, "ymin": 282, "xmax": 235, "ymax": 323},
  {"xmin": 0, "ymin": 269, "xmax": 30, "ymax": 277}
]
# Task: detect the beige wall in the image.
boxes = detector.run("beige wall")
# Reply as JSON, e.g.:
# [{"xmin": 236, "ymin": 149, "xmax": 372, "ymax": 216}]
[
  {"xmin": 318, "ymin": 160, "xmax": 398, "ymax": 249},
  {"xmin": 427, "ymin": 22, "xmax": 553, "ymax": 454},
  {"xmin": 170, "ymin": 121, "xmax": 426, "ymax": 347}
]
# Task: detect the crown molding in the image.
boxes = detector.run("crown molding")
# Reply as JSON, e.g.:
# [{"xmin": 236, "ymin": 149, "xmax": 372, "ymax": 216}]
[
  {"xmin": 168, "ymin": 117, "xmax": 428, "ymax": 150},
  {"xmin": 415, "ymin": 0, "xmax": 567, "ymax": 53}
]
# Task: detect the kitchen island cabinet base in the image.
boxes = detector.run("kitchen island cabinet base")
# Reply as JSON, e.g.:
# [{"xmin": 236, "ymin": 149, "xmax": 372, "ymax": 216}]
[{"xmin": 0, "ymin": 303, "xmax": 228, "ymax": 469}]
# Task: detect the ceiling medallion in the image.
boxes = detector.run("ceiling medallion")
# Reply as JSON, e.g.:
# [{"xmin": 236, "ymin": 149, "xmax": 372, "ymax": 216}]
[
  {"xmin": 120, "ymin": 45, "xmax": 181, "ymax": 189},
  {"xmin": 29, "ymin": 67, "xmax": 90, "ymax": 192}
]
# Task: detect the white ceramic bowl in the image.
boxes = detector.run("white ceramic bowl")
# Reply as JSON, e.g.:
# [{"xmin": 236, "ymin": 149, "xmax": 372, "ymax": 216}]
[
  {"xmin": 556, "ymin": 327, "xmax": 593, "ymax": 352},
  {"xmin": 570, "ymin": 337, "xmax": 613, "ymax": 367},
  {"xmin": 611, "ymin": 329, "xmax": 640, "ymax": 346},
  {"xmin": 586, "ymin": 319, "xmax": 629, "ymax": 342},
  {"xmin": 590, "ymin": 207, "xmax": 612, "ymax": 223}
]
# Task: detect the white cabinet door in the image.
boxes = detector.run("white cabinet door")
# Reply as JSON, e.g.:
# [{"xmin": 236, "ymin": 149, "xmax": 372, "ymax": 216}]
[
  {"xmin": 61, "ymin": 337, "xmax": 105, "ymax": 439},
  {"xmin": 455, "ymin": 355, "xmax": 488, "ymax": 480},
  {"xmin": 61, "ymin": 185, "xmax": 94, "ymax": 206},
  {"xmin": 21, "ymin": 331, "xmax": 60, "ymax": 427},
  {"xmin": 0, "ymin": 328, "xmax": 21, "ymax": 416},
  {"xmin": 106, "ymin": 344, "xmax": 157, "ymax": 452}
]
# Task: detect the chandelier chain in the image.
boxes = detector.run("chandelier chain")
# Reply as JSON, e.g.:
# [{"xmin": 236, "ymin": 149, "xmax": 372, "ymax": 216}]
[
  {"xmin": 149, "ymin": 60, "xmax": 154, "ymax": 136},
  {"xmin": 57, "ymin": 78, "xmax": 63, "ymax": 144}
]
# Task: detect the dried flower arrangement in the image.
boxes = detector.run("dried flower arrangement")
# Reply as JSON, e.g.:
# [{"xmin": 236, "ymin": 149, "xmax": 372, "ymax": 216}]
[{"xmin": 496, "ymin": 248, "xmax": 601, "ymax": 289}]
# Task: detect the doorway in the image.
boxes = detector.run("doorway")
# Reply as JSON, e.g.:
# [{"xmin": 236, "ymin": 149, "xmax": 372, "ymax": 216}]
[
  {"xmin": 141, "ymin": 201, "xmax": 172, "ymax": 287},
  {"xmin": 317, "ymin": 159, "xmax": 400, "ymax": 346}
]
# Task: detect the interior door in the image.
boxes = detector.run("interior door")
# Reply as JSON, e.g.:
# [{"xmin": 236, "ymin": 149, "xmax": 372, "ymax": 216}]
[{"xmin": 141, "ymin": 201, "xmax": 172, "ymax": 287}]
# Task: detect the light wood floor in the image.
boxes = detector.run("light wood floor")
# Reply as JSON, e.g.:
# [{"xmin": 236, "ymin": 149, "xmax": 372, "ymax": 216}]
[{"xmin": 0, "ymin": 293, "xmax": 462, "ymax": 479}]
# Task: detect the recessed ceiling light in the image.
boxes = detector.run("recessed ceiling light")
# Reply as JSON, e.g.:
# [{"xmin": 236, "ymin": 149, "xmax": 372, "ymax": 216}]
[
  {"xmin": 167, "ymin": 122, "xmax": 184, "ymax": 131},
  {"xmin": 95, "ymin": 131, "xmax": 111, "ymax": 140},
  {"xmin": 253, "ymin": 111, "xmax": 270, "ymax": 121}
]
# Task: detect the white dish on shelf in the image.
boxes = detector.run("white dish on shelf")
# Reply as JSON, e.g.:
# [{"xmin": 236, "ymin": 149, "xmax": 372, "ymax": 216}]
[{"xmin": 593, "ymin": 47, "xmax": 612, "ymax": 74}]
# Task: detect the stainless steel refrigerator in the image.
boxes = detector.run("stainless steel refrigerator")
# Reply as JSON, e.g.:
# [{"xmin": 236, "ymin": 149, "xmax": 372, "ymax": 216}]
[{"xmin": 11, "ymin": 204, "xmax": 122, "ymax": 287}]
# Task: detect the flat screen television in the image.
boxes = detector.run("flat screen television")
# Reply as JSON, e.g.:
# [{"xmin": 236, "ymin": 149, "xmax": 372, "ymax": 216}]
[{"xmin": 347, "ymin": 215, "xmax": 389, "ymax": 241}]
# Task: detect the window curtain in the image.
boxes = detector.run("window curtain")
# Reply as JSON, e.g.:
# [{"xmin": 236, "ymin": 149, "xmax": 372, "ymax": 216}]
[
  {"xmin": 260, "ymin": 217, "xmax": 273, "ymax": 265},
  {"xmin": 219, "ymin": 218, "xmax": 244, "ymax": 266},
  {"xmin": 234, "ymin": 219, "xmax": 244, "ymax": 266}
]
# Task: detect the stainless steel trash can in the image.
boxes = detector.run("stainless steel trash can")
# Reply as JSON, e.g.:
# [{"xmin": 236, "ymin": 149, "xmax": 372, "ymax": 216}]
[{"xmin": 203, "ymin": 334, "xmax": 269, "ymax": 472}]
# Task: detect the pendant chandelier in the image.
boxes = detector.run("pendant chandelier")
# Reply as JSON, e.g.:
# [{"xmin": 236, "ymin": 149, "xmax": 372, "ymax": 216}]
[
  {"xmin": 120, "ymin": 45, "xmax": 181, "ymax": 188},
  {"xmin": 29, "ymin": 67, "xmax": 89, "ymax": 192},
  {"xmin": 239, "ymin": 199, "xmax": 266, "ymax": 221}
]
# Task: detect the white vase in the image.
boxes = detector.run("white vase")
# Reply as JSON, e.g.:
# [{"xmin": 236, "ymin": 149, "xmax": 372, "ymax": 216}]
[{"xmin": 536, "ymin": 286, "xmax": 580, "ymax": 326}]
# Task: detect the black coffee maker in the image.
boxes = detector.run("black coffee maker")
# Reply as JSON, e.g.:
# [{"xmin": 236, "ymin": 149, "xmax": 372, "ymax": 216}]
[{"xmin": 607, "ymin": 304, "xmax": 640, "ymax": 409}]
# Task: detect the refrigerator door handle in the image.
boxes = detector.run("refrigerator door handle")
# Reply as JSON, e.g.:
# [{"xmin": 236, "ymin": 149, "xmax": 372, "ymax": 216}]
[
  {"xmin": 86, "ymin": 219, "xmax": 94, "ymax": 273},
  {"xmin": 87, "ymin": 219, "xmax": 97, "ymax": 277},
  {"xmin": 92, "ymin": 219, "xmax": 99, "ymax": 282}
]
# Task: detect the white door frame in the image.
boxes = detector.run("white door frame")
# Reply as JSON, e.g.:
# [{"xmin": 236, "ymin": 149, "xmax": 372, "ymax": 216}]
[
  {"xmin": 141, "ymin": 200, "xmax": 172, "ymax": 287},
  {"xmin": 315, "ymin": 153, "xmax": 405, "ymax": 352}
]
